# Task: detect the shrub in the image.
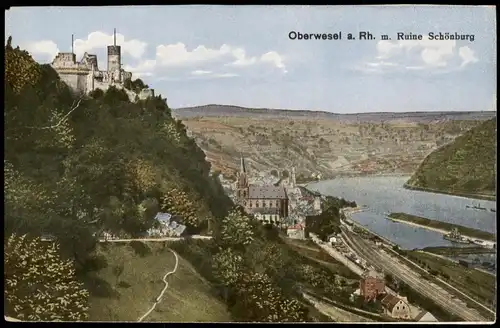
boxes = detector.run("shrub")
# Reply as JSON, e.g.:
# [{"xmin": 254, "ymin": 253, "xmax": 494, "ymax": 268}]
[{"xmin": 4, "ymin": 234, "xmax": 90, "ymax": 321}]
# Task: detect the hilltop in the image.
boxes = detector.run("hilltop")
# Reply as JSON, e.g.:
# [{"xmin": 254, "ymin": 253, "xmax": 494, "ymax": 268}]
[
  {"xmin": 406, "ymin": 118, "xmax": 496, "ymax": 200},
  {"xmin": 3, "ymin": 40, "xmax": 367, "ymax": 323},
  {"xmin": 173, "ymin": 104, "xmax": 494, "ymax": 122},
  {"xmin": 173, "ymin": 105, "xmax": 495, "ymax": 179},
  {"xmin": 4, "ymin": 39, "xmax": 233, "ymax": 322}
]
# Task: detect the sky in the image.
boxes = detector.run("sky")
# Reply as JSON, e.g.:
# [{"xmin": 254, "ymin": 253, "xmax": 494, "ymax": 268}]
[{"xmin": 5, "ymin": 5, "xmax": 497, "ymax": 113}]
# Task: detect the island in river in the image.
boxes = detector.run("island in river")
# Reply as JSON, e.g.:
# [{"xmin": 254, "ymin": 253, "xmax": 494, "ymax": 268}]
[
  {"xmin": 387, "ymin": 212, "xmax": 496, "ymax": 243},
  {"xmin": 306, "ymin": 176, "xmax": 496, "ymax": 251}
]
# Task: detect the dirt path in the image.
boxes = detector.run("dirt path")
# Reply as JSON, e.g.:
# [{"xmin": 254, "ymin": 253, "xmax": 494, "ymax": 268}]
[{"xmin": 137, "ymin": 249, "xmax": 179, "ymax": 322}]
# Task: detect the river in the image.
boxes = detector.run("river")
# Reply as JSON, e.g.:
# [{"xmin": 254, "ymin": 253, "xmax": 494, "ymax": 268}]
[{"xmin": 307, "ymin": 176, "xmax": 497, "ymax": 251}]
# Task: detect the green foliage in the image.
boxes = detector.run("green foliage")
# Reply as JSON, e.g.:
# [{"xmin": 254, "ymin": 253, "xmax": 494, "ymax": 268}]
[
  {"xmin": 407, "ymin": 118, "xmax": 496, "ymax": 197},
  {"xmin": 103, "ymin": 86, "xmax": 130, "ymax": 105},
  {"xmin": 4, "ymin": 42, "xmax": 232, "ymax": 288},
  {"xmin": 216, "ymin": 209, "xmax": 255, "ymax": 250},
  {"xmin": 212, "ymin": 248, "xmax": 245, "ymax": 287},
  {"xmin": 5, "ymin": 37, "xmax": 42, "ymax": 94},
  {"xmin": 4, "ymin": 234, "xmax": 90, "ymax": 321},
  {"xmin": 231, "ymin": 272, "xmax": 308, "ymax": 322},
  {"xmin": 161, "ymin": 188, "xmax": 198, "ymax": 228},
  {"xmin": 128, "ymin": 241, "xmax": 152, "ymax": 257},
  {"xmin": 306, "ymin": 195, "xmax": 355, "ymax": 240},
  {"xmin": 124, "ymin": 78, "xmax": 149, "ymax": 94},
  {"xmin": 89, "ymin": 88, "xmax": 104, "ymax": 99}
]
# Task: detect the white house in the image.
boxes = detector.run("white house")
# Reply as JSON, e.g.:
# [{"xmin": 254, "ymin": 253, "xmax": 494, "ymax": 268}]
[
  {"xmin": 329, "ymin": 236, "xmax": 338, "ymax": 245},
  {"xmin": 287, "ymin": 223, "xmax": 305, "ymax": 239},
  {"xmin": 380, "ymin": 294, "xmax": 411, "ymax": 320},
  {"xmin": 147, "ymin": 212, "xmax": 173, "ymax": 237}
]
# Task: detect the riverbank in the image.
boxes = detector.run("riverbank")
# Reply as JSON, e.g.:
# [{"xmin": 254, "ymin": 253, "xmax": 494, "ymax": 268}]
[
  {"xmin": 403, "ymin": 183, "xmax": 496, "ymax": 202},
  {"xmin": 422, "ymin": 246, "xmax": 496, "ymax": 256},
  {"xmin": 387, "ymin": 213, "xmax": 496, "ymax": 244},
  {"xmin": 304, "ymin": 172, "xmax": 410, "ymax": 188}
]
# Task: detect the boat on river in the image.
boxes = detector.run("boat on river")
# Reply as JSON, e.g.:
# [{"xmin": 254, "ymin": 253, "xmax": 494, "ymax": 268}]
[
  {"xmin": 443, "ymin": 228, "xmax": 472, "ymax": 244},
  {"xmin": 466, "ymin": 203, "xmax": 487, "ymax": 211}
]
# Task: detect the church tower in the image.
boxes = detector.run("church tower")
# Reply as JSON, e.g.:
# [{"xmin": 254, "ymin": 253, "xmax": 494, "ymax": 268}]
[
  {"xmin": 107, "ymin": 28, "xmax": 122, "ymax": 82},
  {"xmin": 291, "ymin": 166, "xmax": 297, "ymax": 187},
  {"xmin": 236, "ymin": 155, "xmax": 249, "ymax": 200}
]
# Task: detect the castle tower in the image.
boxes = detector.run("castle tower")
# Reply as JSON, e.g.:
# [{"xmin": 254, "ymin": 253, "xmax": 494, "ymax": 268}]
[
  {"xmin": 236, "ymin": 155, "xmax": 249, "ymax": 200},
  {"xmin": 291, "ymin": 167, "xmax": 296, "ymax": 187},
  {"xmin": 107, "ymin": 28, "xmax": 122, "ymax": 81}
]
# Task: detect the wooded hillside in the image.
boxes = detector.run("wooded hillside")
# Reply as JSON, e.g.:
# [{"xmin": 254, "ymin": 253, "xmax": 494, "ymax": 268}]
[{"xmin": 406, "ymin": 118, "xmax": 496, "ymax": 199}]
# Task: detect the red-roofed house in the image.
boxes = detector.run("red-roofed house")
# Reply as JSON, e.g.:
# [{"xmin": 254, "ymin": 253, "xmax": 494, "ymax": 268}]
[{"xmin": 287, "ymin": 223, "xmax": 305, "ymax": 239}]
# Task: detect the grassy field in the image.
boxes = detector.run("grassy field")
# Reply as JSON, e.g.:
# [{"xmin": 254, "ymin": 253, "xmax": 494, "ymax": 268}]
[
  {"xmin": 281, "ymin": 237, "xmax": 358, "ymax": 280},
  {"xmin": 407, "ymin": 250, "xmax": 496, "ymax": 309},
  {"xmin": 86, "ymin": 241, "xmax": 232, "ymax": 322},
  {"xmin": 389, "ymin": 212, "xmax": 496, "ymax": 241}
]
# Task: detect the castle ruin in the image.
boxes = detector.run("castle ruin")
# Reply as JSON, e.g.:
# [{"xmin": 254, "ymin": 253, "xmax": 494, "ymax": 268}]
[{"xmin": 51, "ymin": 29, "xmax": 154, "ymax": 101}]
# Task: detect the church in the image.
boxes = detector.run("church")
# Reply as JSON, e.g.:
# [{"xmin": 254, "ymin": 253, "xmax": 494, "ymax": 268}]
[{"xmin": 236, "ymin": 156, "xmax": 289, "ymax": 225}]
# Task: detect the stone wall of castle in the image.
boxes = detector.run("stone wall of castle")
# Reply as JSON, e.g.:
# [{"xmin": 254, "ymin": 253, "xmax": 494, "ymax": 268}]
[
  {"xmin": 139, "ymin": 88, "xmax": 155, "ymax": 100},
  {"xmin": 51, "ymin": 50, "xmax": 155, "ymax": 101}
]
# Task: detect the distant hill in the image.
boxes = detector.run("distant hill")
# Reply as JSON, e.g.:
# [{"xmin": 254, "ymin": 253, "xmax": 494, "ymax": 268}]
[
  {"xmin": 173, "ymin": 104, "xmax": 496, "ymax": 124},
  {"xmin": 175, "ymin": 104, "xmax": 494, "ymax": 179},
  {"xmin": 406, "ymin": 118, "xmax": 496, "ymax": 200}
]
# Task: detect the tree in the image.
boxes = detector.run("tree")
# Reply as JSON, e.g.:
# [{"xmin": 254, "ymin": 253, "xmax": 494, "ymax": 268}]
[
  {"xmin": 232, "ymin": 272, "xmax": 308, "ymax": 322},
  {"xmin": 4, "ymin": 234, "xmax": 90, "ymax": 321},
  {"xmin": 212, "ymin": 248, "xmax": 245, "ymax": 301},
  {"xmin": 216, "ymin": 209, "xmax": 254, "ymax": 250},
  {"xmin": 5, "ymin": 37, "xmax": 42, "ymax": 94},
  {"xmin": 281, "ymin": 170, "xmax": 290, "ymax": 178},
  {"xmin": 161, "ymin": 188, "xmax": 198, "ymax": 228},
  {"xmin": 270, "ymin": 169, "xmax": 279, "ymax": 177},
  {"xmin": 89, "ymin": 88, "xmax": 104, "ymax": 99},
  {"xmin": 103, "ymin": 86, "xmax": 129, "ymax": 105}
]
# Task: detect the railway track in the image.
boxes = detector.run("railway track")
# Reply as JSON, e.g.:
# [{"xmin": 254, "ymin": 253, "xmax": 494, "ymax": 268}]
[{"xmin": 342, "ymin": 231, "xmax": 489, "ymax": 322}]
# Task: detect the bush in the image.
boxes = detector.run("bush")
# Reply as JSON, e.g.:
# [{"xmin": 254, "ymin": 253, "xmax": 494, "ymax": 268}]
[
  {"xmin": 128, "ymin": 241, "xmax": 152, "ymax": 257},
  {"xmin": 4, "ymin": 234, "xmax": 90, "ymax": 321}
]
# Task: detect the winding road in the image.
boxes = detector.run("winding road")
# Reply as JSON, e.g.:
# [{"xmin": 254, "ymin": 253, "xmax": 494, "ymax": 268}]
[{"xmin": 137, "ymin": 249, "xmax": 179, "ymax": 322}]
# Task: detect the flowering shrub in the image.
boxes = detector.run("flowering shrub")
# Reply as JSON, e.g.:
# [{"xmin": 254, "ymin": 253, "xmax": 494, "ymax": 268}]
[
  {"xmin": 218, "ymin": 210, "xmax": 254, "ymax": 249},
  {"xmin": 161, "ymin": 188, "xmax": 198, "ymax": 227},
  {"xmin": 4, "ymin": 234, "xmax": 90, "ymax": 321},
  {"xmin": 234, "ymin": 272, "xmax": 308, "ymax": 322}
]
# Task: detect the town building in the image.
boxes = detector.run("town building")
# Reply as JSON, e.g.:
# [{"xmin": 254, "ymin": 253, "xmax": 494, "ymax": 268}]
[
  {"xmin": 251, "ymin": 207, "xmax": 282, "ymax": 225},
  {"xmin": 379, "ymin": 294, "xmax": 411, "ymax": 320},
  {"xmin": 51, "ymin": 29, "xmax": 154, "ymax": 101},
  {"xmin": 146, "ymin": 212, "xmax": 187, "ymax": 237},
  {"xmin": 360, "ymin": 269, "xmax": 386, "ymax": 302},
  {"xmin": 287, "ymin": 222, "xmax": 305, "ymax": 239},
  {"xmin": 236, "ymin": 156, "xmax": 289, "ymax": 223}
]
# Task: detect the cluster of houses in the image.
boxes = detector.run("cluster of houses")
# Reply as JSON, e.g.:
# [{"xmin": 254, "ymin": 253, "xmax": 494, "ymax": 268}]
[
  {"xmin": 233, "ymin": 156, "xmax": 321, "ymax": 238},
  {"xmin": 146, "ymin": 212, "xmax": 187, "ymax": 237},
  {"xmin": 94, "ymin": 212, "xmax": 187, "ymax": 240},
  {"xmin": 351, "ymin": 269, "xmax": 438, "ymax": 322}
]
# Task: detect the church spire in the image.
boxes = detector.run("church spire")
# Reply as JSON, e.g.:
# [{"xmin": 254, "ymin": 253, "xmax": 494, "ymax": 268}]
[{"xmin": 240, "ymin": 154, "xmax": 246, "ymax": 173}]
